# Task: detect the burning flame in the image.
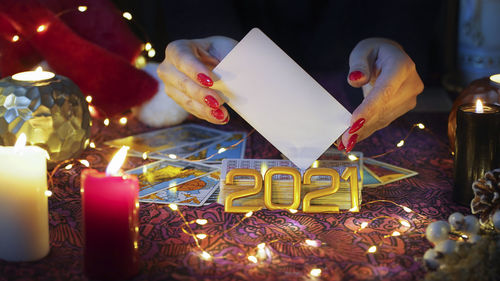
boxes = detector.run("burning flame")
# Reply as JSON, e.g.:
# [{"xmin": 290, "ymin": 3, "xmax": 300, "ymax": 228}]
[
  {"xmin": 106, "ymin": 146, "xmax": 129, "ymax": 176},
  {"xmin": 14, "ymin": 133, "xmax": 26, "ymax": 149},
  {"xmin": 475, "ymin": 99, "xmax": 484, "ymax": 113}
]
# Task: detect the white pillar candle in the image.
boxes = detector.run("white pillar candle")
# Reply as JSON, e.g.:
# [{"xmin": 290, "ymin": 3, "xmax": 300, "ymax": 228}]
[{"xmin": 0, "ymin": 134, "xmax": 49, "ymax": 261}]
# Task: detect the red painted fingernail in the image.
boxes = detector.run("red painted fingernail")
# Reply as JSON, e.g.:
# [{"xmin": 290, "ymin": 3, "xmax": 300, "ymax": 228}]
[
  {"xmin": 346, "ymin": 134, "xmax": 358, "ymax": 153},
  {"xmin": 197, "ymin": 73, "xmax": 213, "ymax": 87},
  {"xmin": 348, "ymin": 118, "xmax": 366, "ymax": 134},
  {"xmin": 338, "ymin": 141, "xmax": 345, "ymax": 151},
  {"xmin": 348, "ymin": 71, "xmax": 364, "ymax": 81},
  {"xmin": 204, "ymin": 95, "xmax": 219, "ymax": 109},
  {"xmin": 211, "ymin": 108, "xmax": 225, "ymax": 120}
]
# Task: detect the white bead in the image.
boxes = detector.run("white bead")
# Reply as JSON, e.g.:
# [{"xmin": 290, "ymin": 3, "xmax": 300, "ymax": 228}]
[
  {"xmin": 435, "ymin": 239, "xmax": 456, "ymax": 255},
  {"xmin": 426, "ymin": 221, "xmax": 450, "ymax": 244},
  {"xmin": 448, "ymin": 212, "xmax": 465, "ymax": 231},
  {"xmin": 423, "ymin": 248, "xmax": 440, "ymax": 270},
  {"xmin": 463, "ymin": 215, "xmax": 480, "ymax": 235},
  {"xmin": 468, "ymin": 234, "xmax": 481, "ymax": 244},
  {"xmin": 493, "ymin": 210, "xmax": 500, "ymax": 231}
]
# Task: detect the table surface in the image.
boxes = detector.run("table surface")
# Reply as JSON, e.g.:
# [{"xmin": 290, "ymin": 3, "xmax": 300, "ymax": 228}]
[{"xmin": 0, "ymin": 112, "xmax": 469, "ymax": 281}]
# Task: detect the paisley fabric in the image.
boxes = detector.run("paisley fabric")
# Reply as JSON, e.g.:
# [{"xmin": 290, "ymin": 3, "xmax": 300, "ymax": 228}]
[{"xmin": 0, "ymin": 112, "xmax": 469, "ymax": 281}]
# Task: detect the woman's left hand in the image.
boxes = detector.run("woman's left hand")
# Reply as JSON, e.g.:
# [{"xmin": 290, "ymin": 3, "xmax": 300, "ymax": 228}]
[{"xmin": 338, "ymin": 38, "xmax": 424, "ymax": 152}]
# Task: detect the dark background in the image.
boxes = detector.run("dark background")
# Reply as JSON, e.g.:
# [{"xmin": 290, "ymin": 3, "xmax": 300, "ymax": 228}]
[{"xmin": 112, "ymin": 0, "xmax": 458, "ymax": 88}]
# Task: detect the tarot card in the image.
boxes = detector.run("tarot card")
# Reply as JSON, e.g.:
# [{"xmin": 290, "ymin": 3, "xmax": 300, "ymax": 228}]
[
  {"xmin": 145, "ymin": 137, "xmax": 225, "ymax": 159},
  {"xmin": 362, "ymin": 158, "xmax": 418, "ymax": 187},
  {"xmin": 125, "ymin": 160, "xmax": 219, "ymax": 197},
  {"xmin": 139, "ymin": 174, "xmax": 220, "ymax": 206},
  {"xmin": 104, "ymin": 124, "xmax": 229, "ymax": 154},
  {"xmin": 186, "ymin": 132, "xmax": 247, "ymax": 163}
]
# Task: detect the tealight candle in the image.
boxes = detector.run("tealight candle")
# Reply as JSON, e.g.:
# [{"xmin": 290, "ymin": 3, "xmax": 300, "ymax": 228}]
[
  {"xmin": 0, "ymin": 133, "xmax": 49, "ymax": 261},
  {"xmin": 454, "ymin": 100, "xmax": 500, "ymax": 205},
  {"xmin": 81, "ymin": 146, "xmax": 139, "ymax": 280}
]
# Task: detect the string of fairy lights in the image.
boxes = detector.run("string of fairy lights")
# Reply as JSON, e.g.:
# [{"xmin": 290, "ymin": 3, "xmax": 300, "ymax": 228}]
[{"xmin": 16, "ymin": 4, "xmax": 450, "ymax": 278}]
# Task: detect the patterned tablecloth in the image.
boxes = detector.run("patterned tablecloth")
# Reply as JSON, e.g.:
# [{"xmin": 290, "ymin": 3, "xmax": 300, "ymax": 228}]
[{"xmin": 0, "ymin": 112, "xmax": 469, "ymax": 281}]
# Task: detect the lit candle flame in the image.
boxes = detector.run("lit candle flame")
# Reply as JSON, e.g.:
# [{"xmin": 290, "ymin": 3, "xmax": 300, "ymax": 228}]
[
  {"xmin": 475, "ymin": 99, "xmax": 484, "ymax": 113},
  {"xmin": 106, "ymin": 146, "xmax": 129, "ymax": 176},
  {"xmin": 12, "ymin": 66, "xmax": 55, "ymax": 82},
  {"xmin": 14, "ymin": 133, "xmax": 27, "ymax": 149}
]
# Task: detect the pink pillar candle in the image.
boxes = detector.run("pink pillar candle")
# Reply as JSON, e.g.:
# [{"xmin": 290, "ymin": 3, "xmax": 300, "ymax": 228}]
[{"xmin": 81, "ymin": 169, "xmax": 139, "ymax": 280}]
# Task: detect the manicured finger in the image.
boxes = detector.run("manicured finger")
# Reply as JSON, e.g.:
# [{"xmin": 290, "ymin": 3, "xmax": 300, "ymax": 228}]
[
  {"xmin": 157, "ymin": 63, "xmax": 224, "ymax": 110},
  {"xmin": 165, "ymin": 40, "xmax": 214, "ymax": 87},
  {"xmin": 348, "ymin": 41, "xmax": 376, "ymax": 87}
]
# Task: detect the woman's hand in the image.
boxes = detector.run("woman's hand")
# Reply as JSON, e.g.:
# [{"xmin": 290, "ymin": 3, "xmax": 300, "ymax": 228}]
[
  {"xmin": 338, "ymin": 38, "xmax": 424, "ymax": 152},
  {"xmin": 157, "ymin": 36, "xmax": 238, "ymax": 124}
]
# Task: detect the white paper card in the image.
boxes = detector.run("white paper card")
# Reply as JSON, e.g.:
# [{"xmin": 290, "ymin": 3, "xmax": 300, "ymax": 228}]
[{"xmin": 212, "ymin": 28, "xmax": 351, "ymax": 169}]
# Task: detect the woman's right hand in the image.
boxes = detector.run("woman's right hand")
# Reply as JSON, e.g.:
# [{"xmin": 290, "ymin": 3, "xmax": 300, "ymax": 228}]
[{"xmin": 157, "ymin": 36, "xmax": 238, "ymax": 124}]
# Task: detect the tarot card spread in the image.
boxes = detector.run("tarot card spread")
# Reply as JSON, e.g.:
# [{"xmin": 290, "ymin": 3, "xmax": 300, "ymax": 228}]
[{"xmin": 212, "ymin": 28, "xmax": 351, "ymax": 170}]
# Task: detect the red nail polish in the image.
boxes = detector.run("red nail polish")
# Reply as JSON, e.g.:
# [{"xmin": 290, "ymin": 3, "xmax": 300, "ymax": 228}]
[
  {"xmin": 346, "ymin": 134, "xmax": 358, "ymax": 153},
  {"xmin": 348, "ymin": 118, "xmax": 366, "ymax": 134},
  {"xmin": 204, "ymin": 95, "xmax": 219, "ymax": 109},
  {"xmin": 338, "ymin": 141, "xmax": 345, "ymax": 151},
  {"xmin": 348, "ymin": 71, "xmax": 364, "ymax": 81},
  {"xmin": 211, "ymin": 108, "xmax": 225, "ymax": 120},
  {"xmin": 197, "ymin": 73, "xmax": 213, "ymax": 87}
]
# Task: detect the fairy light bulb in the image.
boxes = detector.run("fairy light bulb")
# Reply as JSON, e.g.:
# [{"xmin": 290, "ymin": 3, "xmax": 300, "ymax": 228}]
[
  {"xmin": 169, "ymin": 204, "xmax": 178, "ymax": 211},
  {"xmin": 257, "ymin": 243, "xmax": 266, "ymax": 250},
  {"xmin": 310, "ymin": 268, "xmax": 322, "ymax": 277},
  {"xmin": 200, "ymin": 251, "xmax": 211, "ymax": 260},
  {"xmin": 142, "ymin": 152, "xmax": 148, "ymax": 160},
  {"xmin": 89, "ymin": 142, "xmax": 96, "ymax": 148},
  {"xmin": 119, "ymin": 117, "xmax": 128, "ymax": 125},
  {"xmin": 396, "ymin": 140, "xmax": 405, "ymax": 147},
  {"xmin": 402, "ymin": 206, "xmax": 412, "ymax": 213},
  {"xmin": 168, "ymin": 154, "xmax": 177, "ymax": 160},
  {"xmin": 196, "ymin": 234, "xmax": 207, "ymax": 239},
  {"xmin": 78, "ymin": 6, "xmax": 87, "ymax": 12},
  {"xmin": 288, "ymin": 209, "xmax": 298, "ymax": 214},
  {"xmin": 11, "ymin": 35, "xmax": 19, "ymax": 42},
  {"xmin": 305, "ymin": 239, "xmax": 320, "ymax": 247},
  {"xmin": 45, "ymin": 190, "xmax": 52, "ymax": 197},
  {"xmin": 400, "ymin": 220, "xmax": 411, "ymax": 227},
  {"xmin": 217, "ymin": 147, "xmax": 227, "ymax": 154},
  {"xmin": 348, "ymin": 154, "xmax": 358, "ymax": 161},
  {"xmin": 196, "ymin": 219, "xmax": 208, "ymax": 225},
  {"xmin": 103, "ymin": 118, "xmax": 110, "ymax": 126},
  {"xmin": 417, "ymin": 123, "xmax": 425, "ymax": 129},
  {"xmin": 85, "ymin": 96, "xmax": 92, "ymax": 103},
  {"xmin": 37, "ymin": 25, "xmax": 46, "ymax": 32},
  {"xmin": 245, "ymin": 211, "xmax": 253, "ymax": 218},
  {"xmin": 392, "ymin": 231, "xmax": 401, "ymax": 237},
  {"xmin": 122, "ymin": 12, "xmax": 132, "ymax": 20},
  {"xmin": 144, "ymin": 42, "xmax": 152, "ymax": 51},
  {"xmin": 367, "ymin": 245, "xmax": 377, "ymax": 253},
  {"xmin": 248, "ymin": 255, "xmax": 258, "ymax": 263},
  {"xmin": 79, "ymin": 160, "xmax": 90, "ymax": 167},
  {"xmin": 147, "ymin": 49, "xmax": 156, "ymax": 58},
  {"xmin": 65, "ymin": 164, "xmax": 73, "ymax": 170},
  {"xmin": 360, "ymin": 222, "xmax": 369, "ymax": 229}
]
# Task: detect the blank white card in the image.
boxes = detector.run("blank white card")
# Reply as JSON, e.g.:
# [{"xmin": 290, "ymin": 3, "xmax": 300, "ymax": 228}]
[{"xmin": 212, "ymin": 28, "xmax": 351, "ymax": 169}]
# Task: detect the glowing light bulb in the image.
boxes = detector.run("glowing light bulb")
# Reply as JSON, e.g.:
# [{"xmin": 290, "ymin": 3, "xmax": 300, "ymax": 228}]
[
  {"xmin": 196, "ymin": 219, "xmax": 208, "ymax": 225},
  {"xmin": 11, "ymin": 35, "xmax": 19, "ymax": 42},
  {"xmin": 396, "ymin": 140, "xmax": 405, "ymax": 147},
  {"xmin": 85, "ymin": 95, "xmax": 92, "ymax": 103},
  {"xmin": 400, "ymin": 220, "xmax": 411, "ymax": 227},
  {"xmin": 348, "ymin": 154, "xmax": 358, "ymax": 161},
  {"xmin": 360, "ymin": 222, "xmax": 369, "ymax": 229},
  {"xmin": 257, "ymin": 243, "xmax": 266, "ymax": 250},
  {"xmin": 122, "ymin": 12, "xmax": 132, "ymax": 20},
  {"xmin": 367, "ymin": 245, "xmax": 377, "ymax": 253},
  {"xmin": 196, "ymin": 234, "xmax": 207, "ymax": 239},
  {"xmin": 37, "ymin": 25, "xmax": 46, "ymax": 32},
  {"xmin": 119, "ymin": 117, "xmax": 128, "ymax": 125},
  {"xmin": 305, "ymin": 239, "xmax": 320, "ymax": 247},
  {"xmin": 148, "ymin": 49, "xmax": 156, "ymax": 58},
  {"xmin": 402, "ymin": 206, "xmax": 412, "ymax": 213},
  {"xmin": 65, "ymin": 164, "xmax": 73, "ymax": 170},
  {"xmin": 289, "ymin": 209, "xmax": 298, "ymax": 214},
  {"xmin": 310, "ymin": 268, "xmax": 322, "ymax": 277},
  {"xmin": 311, "ymin": 160, "xmax": 319, "ymax": 168},
  {"xmin": 248, "ymin": 255, "xmax": 258, "ymax": 263},
  {"xmin": 103, "ymin": 118, "xmax": 110, "ymax": 126},
  {"xmin": 245, "ymin": 211, "xmax": 253, "ymax": 218},
  {"xmin": 200, "ymin": 251, "xmax": 211, "ymax": 260},
  {"xmin": 417, "ymin": 123, "xmax": 425, "ymax": 129},
  {"xmin": 168, "ymin": 154, "xmax": 177, "ymax": 159},
  {"xmin": 144, "ymin": 42, "xmax": 152, "ymax": 51},
  {"xmin": 142, "ymin": 152, "xmax": 148, "ymax": 160},
  {"xmin": 217, "ymin": 147, "xmax": 227, "ymax": 154},
  {"xmin": 169, "ymin": 204, "xmax": 178, "ymax": 211},
  {"xmin": 89, "ymin": 142, "xmax": 96, "ymax": 148},
  {"xmin": 45, "ymin": 190, "xmax": 52, "ymax": 197},
  {"xmin": 392, "ymin": 231, "xmax": 401, "ymax": 237},
  {"xmin": 78, "ymin": 6, "xmax": 87, "ymax": 12},
  {"xmin": 79, "ymin": 160, "xmax": 90, "ymax": 167}
]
